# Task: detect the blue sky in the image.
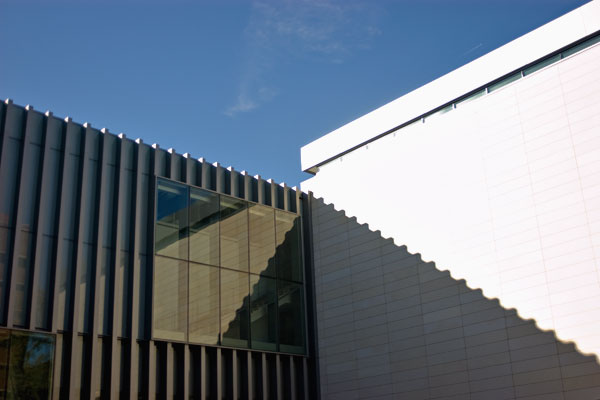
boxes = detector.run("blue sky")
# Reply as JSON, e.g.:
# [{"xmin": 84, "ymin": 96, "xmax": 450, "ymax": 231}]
[{"xmin": 0, "ymin": 0, "xmax": 590, "ymax": 187}]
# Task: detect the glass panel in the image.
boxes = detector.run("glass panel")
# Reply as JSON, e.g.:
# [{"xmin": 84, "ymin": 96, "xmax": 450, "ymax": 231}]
[
  {"xmin": 523, "ymin": 54, "xmax": 561, "ymax": 76},
  {"xmin": 220, "ymin": 269, "xmax": 249, "ymax": 348},
  {"xmin": 153, "ymin": 256, "xmax": 187, "ymax": 341},
  {"xmin": 249, "ymin": 275, "xmax": 277, "ymax": 351},
  {"xmin": 423, "ymin": 105, "xmax": 453, "ymax": 123},
  {"xmin": 455, "ymin": 89, "xmax": 485, "ymax": 108},
  {"xmin": 0, "ymin": 329, "xmax": 9, "ymax": 400},
  {"xmin": 248, "ymin": 204, "xmax": 276, "ymax": 276},
  {"xmin": 189, "ymin": 263, "xmax": 220, "ymax": 345},
  {"xmin": 6, "ymin": 331, "xmax": 55, "ymax": 400},
  {"xmin": 275, "ymin": 211, "xmax": 303, "ymax": 283},
  {"xmin": 487, "ymin": 72, "xmax": 521, "ymax": 93},
  {"xmin": 278, "ymin": 281, "xmax": 305, "ymax": 354},
  {"xmin": 562, "ymin": 34, "xmax": 600, "ymax": 58},
  {"xmin": 220, "ymin": 197, "xmax": 248, "ymax": 272},
  {"xmin": 155, "ymin": 179, "xmax": 188, "ymax": 260},
  {"xmin": 189, "ymin": 188, "xmax": 219, "ymax": 266}
]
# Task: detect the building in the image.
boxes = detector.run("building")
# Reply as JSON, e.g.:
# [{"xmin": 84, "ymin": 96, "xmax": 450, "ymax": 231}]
[
  {"xmin": 301, "ymin": 0, "xmax": 600, "ymax": 399},
  {"xmin": 3, "ymin": 1, "xmax": 600, "ymax": 400},
  {"xmin": 0, "ymin": 100, "xmax": 319, "ymax": 399}
]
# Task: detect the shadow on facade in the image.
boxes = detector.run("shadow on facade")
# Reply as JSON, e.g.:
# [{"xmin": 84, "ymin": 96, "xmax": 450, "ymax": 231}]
[
  {"xmin": 216, "ymin": 219, "xmax": 313, "ymax": 399},
  {"xmin": 311, "ymin": 197, "xmax": 600, "ymax": 400},
  {"xmin": 153, "ymin": 206, "xmax": 315, "ymax": 399}
]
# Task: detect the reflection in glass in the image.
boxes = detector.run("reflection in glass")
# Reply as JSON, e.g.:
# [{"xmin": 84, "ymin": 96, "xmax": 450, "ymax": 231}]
[
  {"xmin": 189, "ymin": 263, "xmax": 220, "ymax": 345},
  {"xmin": 220, "ymin": 269, "xmax": 249, "ymax": 348},
  {"xmin": 275, "ymin": 211, "xmax": 303, "ymax": 282},
  {"xmin": 0, "ymin": 330, "xmax": 9, "ymax": 399},
  {"xmin": 152, "ymin": 179, "xmax": 307, "ymax": 354},
  {"xmin": 249, "ymin": 205, "xmax": 276, "ymax": 276},
  {"xmin": 190, "ymin": 189, "xmax": 219, "ymax": 266},
  {"xmin": 153, "ymin": 256, "xmax": 187, "ymax": 341},
  {"xmin": 220, "ymin": 197, "xmax": 248, "ymax": 272},
  {"xmin": 250, "ymin": 275, "xmax": 277, "ymax": 351},
  {"xmin": 6, "ymin": 331, "xmax": 54, "ymax": 400},
  {"xmin": 278, "ymin": 281, "xmax": 305, "ymax": 354},
  {"xmin": 155, "ymin": 180, "xmax": 188, "ymax": 259}
]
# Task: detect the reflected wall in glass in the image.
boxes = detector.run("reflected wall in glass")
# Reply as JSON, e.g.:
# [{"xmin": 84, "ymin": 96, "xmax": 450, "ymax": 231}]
[
  {"xmin": 153, "ymin": 256, "xmax": 187, "ymax": 342},
  {"xmin": 250, "ymin": 275, "xmax": 277, "ymax": 351},
  {"xmin": 156, "ymin": 180, "xmax": 188, "ymax": 260},
  {"xmin": 190, "ymin": 188, "xmax": 219, "ymax": 266},
  {"xmin": 248, "ymin": 204, "xmax": 276, "ymax": 276},
  {"xmin": 220, "ymin": 197, "xmax": 248, "ymax": 272},
  {"xmin": 189, "ymin": 263, "xmax": 220, "ymax": 345},
  {"xmin": 220, "ymin": 269, "xmax": 249, "ymax": 348}
]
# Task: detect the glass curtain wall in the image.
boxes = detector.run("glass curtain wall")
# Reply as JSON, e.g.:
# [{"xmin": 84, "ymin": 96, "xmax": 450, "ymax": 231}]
[{"xmin": 153, "ymin": 178, "xmax": 306, "ymax": 354}]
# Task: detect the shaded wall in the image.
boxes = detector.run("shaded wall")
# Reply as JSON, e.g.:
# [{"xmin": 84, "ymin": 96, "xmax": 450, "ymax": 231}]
[{"xmin": 311, "ymin": 196, "xmax": 600, "ymax": 400}]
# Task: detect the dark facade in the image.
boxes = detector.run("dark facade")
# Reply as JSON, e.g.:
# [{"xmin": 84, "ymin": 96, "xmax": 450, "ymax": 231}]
[{"xmin": 0, "ymin": 99, "xmax": 319, "ymax": 399}]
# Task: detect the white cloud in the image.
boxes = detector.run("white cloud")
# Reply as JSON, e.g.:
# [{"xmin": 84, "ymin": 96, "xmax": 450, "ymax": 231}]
[
  {"xmin": 224, "ymin": 93, "xmax": 258, "ymax": 117},
  {"xmin": 224, "ymin": 0, "xmax": 381, "ymax": 117}
]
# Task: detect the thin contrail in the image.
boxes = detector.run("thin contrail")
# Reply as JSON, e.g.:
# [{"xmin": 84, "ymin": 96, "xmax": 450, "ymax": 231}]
[{"xmin": 462, "ymin": 42, "xmax": 483, "ymax": 56}]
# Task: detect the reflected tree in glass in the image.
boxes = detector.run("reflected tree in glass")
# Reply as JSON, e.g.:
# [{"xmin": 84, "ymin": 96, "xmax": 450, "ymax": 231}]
[
  {"xmin": 0, "ymin": 329, "xmax": 9, "ymax": 399},
  {"xmin": 275, "ymin": 211, "xmax": 303, "ymax": 282},
  {"xmin": 220, "ymin": 269, "xmax": 249, "ymax": 348},
  {"xmin": 189, "ymin": 263, "xmax": 220, "ymax": 345},
  {"xmin": 189, "ymin": 189, "xmax": 219, "ymax": 266},
  {"xmin": 248, "ymin": 205, "xmax": 276, "ymax": 277},
  {"xmin": 6, "ymin": 331, "xmax": 54, "ymax": 400},
  {"xmin": 220, "ymin": 197, "xmax": 248, "ymax": 272},
  {"xmin": 278, "ymin": 281, "xmax": 305, "ymax": 354},
  {"xmin": 249, "ymin": 275, "xmax": 277, "ymax": 351},
  {"xmin": 155, "ymin": 180, "xmax": 188, "ymax": 260}
]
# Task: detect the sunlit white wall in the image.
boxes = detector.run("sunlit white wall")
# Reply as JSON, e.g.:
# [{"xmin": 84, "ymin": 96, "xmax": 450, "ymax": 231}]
[{"xmin": 302, "ymin": 43, "xmax": 600, "ymax": 357}]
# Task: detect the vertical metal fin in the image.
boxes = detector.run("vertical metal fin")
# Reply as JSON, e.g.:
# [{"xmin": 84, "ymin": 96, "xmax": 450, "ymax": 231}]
[
  {"xmin": 166, "ymin": 343, "xmax": 175, "ymax": 399},
  {"xmin": 200, "ymin": 345, "xmax": 207, "ymax": 400},
  {"xmin": 148, "ymin": 341, "xmax": 157, "ymax": 399},
  {"xmin": 290, "ymin": 356, "xmax": 296, "ymax": 400},
  {"xmin": 261, "ymin": 353, "xmax": 268, "ymax": 400}
]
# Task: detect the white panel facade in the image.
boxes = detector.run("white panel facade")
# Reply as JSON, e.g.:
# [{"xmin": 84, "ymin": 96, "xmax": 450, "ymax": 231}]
[
  {"xmin": 303, "ymin": 42, "xmax": 600, "ymax": 360},
  {"xmin": 300, "ymin": 0, "xmax": 600, "ymax": 172}
]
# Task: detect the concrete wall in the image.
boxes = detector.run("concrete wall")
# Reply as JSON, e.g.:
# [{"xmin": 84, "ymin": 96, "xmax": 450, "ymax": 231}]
[
  {"xmin": 311, "ymin": 197, "xmax": 600, "ymax": 400},
  {"xmin": 303, "ymin": 39, "xmax": 600, "ymax": 363}
]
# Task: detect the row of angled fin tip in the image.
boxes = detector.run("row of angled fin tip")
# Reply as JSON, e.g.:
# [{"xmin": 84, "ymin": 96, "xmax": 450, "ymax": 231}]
[{"xmin": 3, "ymin": 98, "xmax": 298, "ymax": 192}]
